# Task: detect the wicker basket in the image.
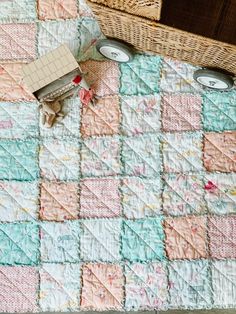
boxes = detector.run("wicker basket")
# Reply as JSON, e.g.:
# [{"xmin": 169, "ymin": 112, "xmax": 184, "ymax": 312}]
[
  {"xmin": 89, "ymin": 0, "xmax": 162, "ymax": 21},
  {"xmin": 88, "ymin": 1, "xmax": 236, "ymax": 74}
]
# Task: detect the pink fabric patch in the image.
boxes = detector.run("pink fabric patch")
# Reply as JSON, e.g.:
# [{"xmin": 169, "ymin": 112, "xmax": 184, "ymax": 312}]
[
  {"xmin": 81, "ymin": 263, "xmax": 124, "ymax": 310},
  {"xmin": 80, "ymin": 60, "xmax": 120, "ymax": 97},
  {"xmin": 0, "ymin": 266, "xmax": 38, "ymax": 312},
  {"xmin": 81, "ymin": 96, "xmax": 120, "ymax": 137},
  {"xmin": 0, "ymin": 24, "xmax": 36, "ymax": 60},
  {"xmin": 40, "ymin": 182, "xmax": 79, "ymax": 221},
  {"xmin": 38, "ymin": 0, "xmax": 78, "ymax": 20},
  {"xmin": 209, "ymin": 216, "xmax": 236, "ymax": 259},
  {"xmin": 204, "ymin": 132, "xmax": 236, "ymax": 172},
  {"xmin": 80, "ymin": 178, "xmax": 121, "ymax": 218},
  {"xmin": 165, "ymin": 216, "xmax": 207, "ymax": 260},
  {"xmin": 162, "ymin": 94, "xmax": 202, "ymax": 131},
  {"xmin": 0, "ymin": 63, "xmax": 34, "ymax": 101}
]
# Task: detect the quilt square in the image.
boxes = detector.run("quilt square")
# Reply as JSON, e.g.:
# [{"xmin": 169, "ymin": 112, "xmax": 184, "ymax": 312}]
[
  {"xmin": 80, "ymin": 60, "xmax": 120, "ymax": 97},
  {"xmin": 203, "ymin": 91, "xmax": 236, "ymax": 131},
  {"xmin": 0, "ymin": 0, "xmax": 36, "ymax": 21},
  {"xmin": 0, "ymin": 63, "xmax": 34, "ymax": 101},
  {"xmin": 0, "ymin": 140, "xmax": 39, "ymax": 180},
  {"xmin": 121, "ymin": 177, "xmax": 162, "ymax": 218},
  {"xmin": 122, "ymin": 218, "xmax": 164, "ymax": 262},
  {"xmin": 40, "ymin": 263, "xmax": 80, "ymax": 311},
  {"xmin": 40, "ymin": 97, "xmax": 80, "ymax": 138},
  {"xmin": 0, "ymin": 266, "xmax": 38, "ymax": 312},
  {"xmin": 122, "ymin": 134, "xmax": 161, "ymax": 177},
  {"xmin": 163, "ymin": 174, "xmax": 205, "ymax": 216},
  {"xmin": 162, "ymin": 132, "xmax": 203, "ymax": 173},
  {"xmin": 212, "ymin": 260, "xmax": 236, "ymax": 307},
  {"xmin": 81, "ymin": 136, "xmax": 120, "ymax": 177},
  {"xmin": 38, "ymin": 20, "xmax": 80, "ymax": 56},
  {"xmin": 80, "ymin": 178, "xmax": 121, "ymax": 218},
  {"xmin": 40, "ymin": 221, "xmax": 80, "ymax": 262},
  {"xmin": 81, "ymin": 263, "xmax": 124, "ymax": 310},
  {"xmin": 204, "ymin": 173, "xmax": 236, "ymax": 214},
  {"xmin": 162, "ymin": 94, "xmax": 202, "ymax": 131},
  {"xmin": 0, "ymin": 181, "xmax": 39, "ymax": 221},
  {"xmin": 39, "ymin": 138, "xmax": 79, "ymax": 180},
  {"xmin": 160, "ymin": 58, "xmax": 202, "ymax": 93},
  {"xmin": 168, "ymin": 260, "xmax": 211, "ymax": 309},
  {"xmin": 38, "ymin": 0, "xmax": 78, "ymax": 20},
  {"xmin": 0, "ymin": 24, "xmax": 36, "ymax": 61},
  {"xmin": 204, "ymin": 132, "xmax": 236, "ymax": 172},
  {"xmin": 120, "ymin": 54, "xmax": 161, "ymax": 95},
  {"xmin": 121, "ymin": 95, "xmax": 161, "ymax": 136},
  {"xmin": 0, "ymin": 101, "xmax": 39, "ymax": 139},
  {"xmin": 209, "ymin": 215, "xmax": 236, "ymax": 259},
  {"xmin": 0, "ymin": 223, "xmax": 39, "ymax": 265},
  {"xmin": 81, "ymin": 96, "xmax": 120, "ymax": 137},
  {"xmin": 164, "ymin": 216, "xmax": 207, "ymax": 259},
  {"xmin": 125, "ymin": 262, "xmax": 168, "ymax": 310},
  {"xmin": 40, "ymin": 181, "xmax": 79, "ymax": 221},
  {"xmin": 80, "ymin": 219, "xmax": 121, "ymax": 261}
]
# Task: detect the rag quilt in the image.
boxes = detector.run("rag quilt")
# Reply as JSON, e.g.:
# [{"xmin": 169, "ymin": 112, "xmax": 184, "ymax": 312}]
[{"xmin": 0, "ymin": 0, "xmax": 236, "ymax": 312}]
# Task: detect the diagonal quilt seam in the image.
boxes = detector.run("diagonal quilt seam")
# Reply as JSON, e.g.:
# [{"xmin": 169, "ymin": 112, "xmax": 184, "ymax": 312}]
[
  {"xmin": 12, "ymin": 0, "xmax": 36, "ymax": 20},
  {"xmin": 205, "ymin": 176, "xmax": 236, "ymax": 205},
  {"xmin": 53, "ymin": 0, "xmax": 77, "ymax": 18},
  {"xmin": 209, "ymin": 218, "xmax": 236, "ymax": 248},
  {"xmin": 212, "ymin": 263, "xmax": 236, "ymax": 290},
  {"xmin": 41, "ymin": 184, "xmax": 77, "ymax": 219}
]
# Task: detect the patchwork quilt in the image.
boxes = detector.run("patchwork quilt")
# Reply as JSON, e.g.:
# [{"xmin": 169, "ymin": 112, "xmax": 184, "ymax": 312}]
[{"xmin": 0, "ymin": 0, "xmax": 236, "ymax": 312}]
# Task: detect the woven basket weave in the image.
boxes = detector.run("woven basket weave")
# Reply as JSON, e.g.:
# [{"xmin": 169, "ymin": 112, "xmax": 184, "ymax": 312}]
[
  {"xmin": 88, "ymin": 1, "xmax": 236, "ymax": 74},
  {"xmin": 89, "ymin": 0, "xmax": 162, "ymax": 21}
]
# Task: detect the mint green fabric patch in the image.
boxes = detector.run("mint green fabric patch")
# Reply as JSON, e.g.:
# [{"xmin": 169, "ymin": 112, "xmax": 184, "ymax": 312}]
[
  {"xmin": 0, "ymin": 223, "xmax": 39, "ymax": 265},
  {"xmin": 122, "ymin": 217, "xmax": 165, "ymax": 262},
  {"xmin": 0, "ymin": 140, "xmax": 39, "ymax": 180},
  {"xmin": 120, "ymin": 54, "xmax": 162, "ymax": 95},
  {"xmin": 203, "ymin": 91, "xmax": 236, "ymax": 131},
  {"xmin": 0, "ymin": 0, "xmax": 36, "ymax": 21}
]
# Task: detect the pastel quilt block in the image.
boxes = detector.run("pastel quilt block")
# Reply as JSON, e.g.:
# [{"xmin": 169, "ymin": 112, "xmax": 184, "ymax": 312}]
[
  {"xmin": 81, "ymin": 263, "xmax": 124, "ymax": 310},
  {"xmin": 203, "ymin": 91, "xmax": 236, "ymax": 131},
  {"xmin": 40, "ymin": 97, "xmax": 81, "ymax": 138},
  {"xmin": 0, "ymin": 266, "xmax": 38, "ymax": 312},
  {"xmin": 168, "ymin": 260, "xmax": 211, "ymax": 309},
  {"xmin": 81, "ymin": 96, "xmax": 120, "ymax": 137},
  {"xmin": 0, "ymin": 223, "xmax": 39, "ymax": 265},
  {"xmin": 40, "ymin": 263, "xmax": 80, "ymax": 311},
  {"xmin": 162, "ymin": 132, "xmax": 203, "ymax": 173},
  {"xmin": 212, "ymin": 260, "xmax": 236, "ymax": 307},
  {"xmin": 121, "ymin": 95, "xmax": 161, "ymax": 136},
  {"xmin": 0, "ymin": 101, "xmax": 39, "ymax": 139},
  {"xmin": 81, "ymin": 136, "xmax": 120, "ymax": 177},
  {"xmin": 80, "ymin": 178, "xmax": 121, "ymax": 218},
  {"xmin": 0, "ymin": 140, "xmax": 39, "ymax": 180},
  {"xmin": 164, "ymin": 216, "xmax": 207, "ymax": 259},
  {"xmin": 204, "ymin": 132, "xmax": 236, "ymax": 172},
  {"xmin": 125, "ymin": 262, "xmax": 168, "ymax": 310},
  {"xmin": 121, "ymin": 177, "xmax": 162, "ymax": 218},
  {"xmin": 39, "ymin": 139, "xmax": 80, "ymax": 180},
  {"xmin": 40, "ymin": 222, "xmax": 80, "ymax": 262},
  {"xmin": 162, "ymin": 94, "xmax": 202, "ymax": 131},
  {"xmin": 80, "ymin": 219, "xmax": 121, "ymax": 261},
  {"xmin": 80, "ymin": 60, "xmax": 120, "ymax": 96},
  {"xmin": 163, "ymin": 174, "xmax": 205, "ymax": 216},
  {"xmin": 0, "ymin": 0, "xmax": 36, "ymax": 21},
  {"xmin": 160, "ymin": 58, "xmax": 202, "ymax": 92},
  {"xmin": 120, "ymin": 54, "xmax": 161, "ymax": 95},
  {"xmin": 209, "ymin": 216, "xmax": 236, "ymax": 259},
  {"xmin": 0, "ymin": 24, "xmax": 36, "ymax": 61},
  {"xmin": 38, "ymin": 0, "xmax": 78, "ymax": 20},
  {"xmin": 0, "ymin": 63, "xmax": 34, "ymax": 101},
  {"xmin": 204, "ymin": 173, "xmax": 236, "ymax": 214},
  {"xmin": 40, "ymin": 181, "xmax": 79, "ymax": 221},
  {"xmin": 122, "ymin": 134, "xmax": 161, "ymax": 177},
  {"xmin": 38, "ymin": 20, "xmax": 80, "ymax": 56},
  {"xmin": 0, "ymin": 181, "xmax": 39, "ymax": 221},
  {"xmin": 122, "ymin": 218, "xmax": 165, "ymax": 262}
]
